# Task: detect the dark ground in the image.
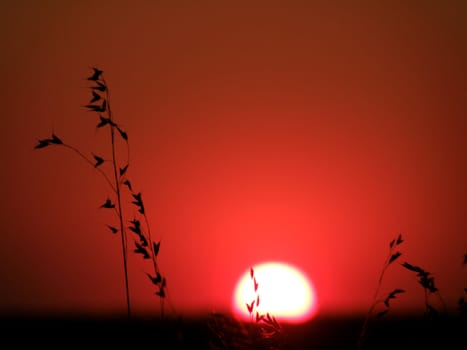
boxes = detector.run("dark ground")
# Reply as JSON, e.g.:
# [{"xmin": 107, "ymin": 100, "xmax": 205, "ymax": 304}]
[{"xmin": 0, "ymin": 312, "xmax": 464, "ymax": 349}]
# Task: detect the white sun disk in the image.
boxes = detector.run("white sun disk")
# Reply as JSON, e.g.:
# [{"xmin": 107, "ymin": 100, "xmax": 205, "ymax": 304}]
[{"xmin": 233, "ymin": 262, "xmax": 317, "ymax": 323}]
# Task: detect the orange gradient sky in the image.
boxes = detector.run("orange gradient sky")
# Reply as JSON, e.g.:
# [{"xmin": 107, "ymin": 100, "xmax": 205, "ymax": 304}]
[{"xmin": 0, "ymin": 1, "xmax": 466, "ymax": 319}]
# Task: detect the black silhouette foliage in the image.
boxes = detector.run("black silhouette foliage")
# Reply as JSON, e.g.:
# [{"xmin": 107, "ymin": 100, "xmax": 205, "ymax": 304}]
[{"xmin": 35, "ymin": 67, "xmax": 168, "ymax": 318}]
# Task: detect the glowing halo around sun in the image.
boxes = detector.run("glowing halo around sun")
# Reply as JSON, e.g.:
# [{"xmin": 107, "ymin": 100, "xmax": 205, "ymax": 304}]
[{"xmin": 232, "ymin": 262, "xmax": 318, "ymax": 323}]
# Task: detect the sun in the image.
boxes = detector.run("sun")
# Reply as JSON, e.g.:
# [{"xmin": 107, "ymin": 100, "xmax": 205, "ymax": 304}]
[{"xmin": 232, "ymin": 262, "xmax": 318, "ymax": 323}]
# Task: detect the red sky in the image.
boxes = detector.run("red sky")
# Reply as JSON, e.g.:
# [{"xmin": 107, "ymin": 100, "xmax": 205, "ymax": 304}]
[{"xmin": 1, "ymin": 0, "xmax": 466, "ymax": 320}]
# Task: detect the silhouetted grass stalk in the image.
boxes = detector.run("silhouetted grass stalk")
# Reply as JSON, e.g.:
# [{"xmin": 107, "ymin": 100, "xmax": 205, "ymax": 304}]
[
  {"xmin": 401, "ymin": 261, "xmax": 447, "ymax": 318},
  {"xmin": 246, "ymin": 267, "xmax": 282, "ymax": 347},
  {"xmin": 208, "ymin": 267, "xmax": 283, "ymax": 349},
  {"xmin": 35, "ymin": 67, "xmax": 168, "ymax": 319},
  {"xmin": 357, "ymin": 234, "xmax": 405, "ymax": 349},
  {"xmin": 358, "ymin": 234, "xmax": 465, "ymax": 349},
  {"xmin": 104, "ymin": 74, "xmax": 131, "ymax": 318}
]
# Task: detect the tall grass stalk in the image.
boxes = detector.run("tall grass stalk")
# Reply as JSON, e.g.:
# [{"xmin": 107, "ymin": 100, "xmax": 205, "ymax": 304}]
[
  {"xmin": 35, "ymin": 67, "xmax": 167, "ymax": 319},
  {"xmin": 358, "ymin": 234, "xmax": 464, "ymax": 349},
  {"xmin": 357, "ymin": 234, "xmax": 405, "ymax": 349}
]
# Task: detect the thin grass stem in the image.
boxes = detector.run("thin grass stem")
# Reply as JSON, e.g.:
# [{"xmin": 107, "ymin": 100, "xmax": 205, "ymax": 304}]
[{"xmin": 104, "ymin": 77, "xmax": 132, "ymax": 319}]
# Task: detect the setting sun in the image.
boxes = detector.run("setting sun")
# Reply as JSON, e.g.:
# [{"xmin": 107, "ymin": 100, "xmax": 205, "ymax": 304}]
[{"xmin": 233, "ymin": 262, "xmax": 318, "ymax": 323}]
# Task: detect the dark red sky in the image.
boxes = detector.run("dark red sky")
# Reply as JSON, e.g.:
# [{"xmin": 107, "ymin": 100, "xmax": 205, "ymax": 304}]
[{"xmin": 1, "ymin": 0, "xmax": 466, "ymax": 319}]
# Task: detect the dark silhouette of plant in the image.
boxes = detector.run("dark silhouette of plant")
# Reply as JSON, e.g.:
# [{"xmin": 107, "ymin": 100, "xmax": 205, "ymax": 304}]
[
  {"xmin": 401, "ymin": 261, "xmax": 446, "ymax": 319},
  {"xmin": 357, "ymin": 234, "xmax": 405, "ymax": 350},
  {"xmin": 246, "ymin": 267, "xmax": 282, "ymax": 339},
  {"xmin": 243, "ymin": 266, "xmax": 283, "ymax": 349},
  {"xmin": 35, "ymin": 67, "xmax": 167, "ymax": 319},
  {"xmin": 208, "ymin": 267, "xmax": 283, "ymax": 350},
  {"xmin": 358, "ymin": 235, "xmax": 466, "ymax": 349}
]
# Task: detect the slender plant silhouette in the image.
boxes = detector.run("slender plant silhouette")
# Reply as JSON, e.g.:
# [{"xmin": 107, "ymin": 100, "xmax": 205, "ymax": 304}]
[
  {"xmin": 208, "ymin": 266, "xmax": 283, "ymax": 350},
  {"xmin": 357, "ymin": 234, "xmax": 465, "ymax": 349},
  {"xmin": 35, "ymin": 67, "xmax": 167, "ymax": 319},
  {"xmin": 245, "ymin": 267, "xmax": 282, "ymax": 340},
  {"xmin": 357, "ymin": 234, "xmax": 406, "ymax": 350},
  {"xmin": 401, "ymin": 261, "xmax": 447, "ymax": 319}
]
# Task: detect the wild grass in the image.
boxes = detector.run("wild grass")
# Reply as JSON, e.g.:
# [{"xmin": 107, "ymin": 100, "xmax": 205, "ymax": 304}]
[
  {"xmin": 357, "ymin": 234, "xmax": 406, "ymax": 349},
  {"xmin": 245, "ymin": 267, "xmax": 282, "ymax": 341},
  {"xmin": 208, "ymin": 267, "xmax": 283, "ymax": 350},
  {"xmin": 357, "ymin": 234, "xmax": 465, "ymax": 349},
  {"xmin": 35, "ymin": 67, "xmax": 167, "ymax": 319}
]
